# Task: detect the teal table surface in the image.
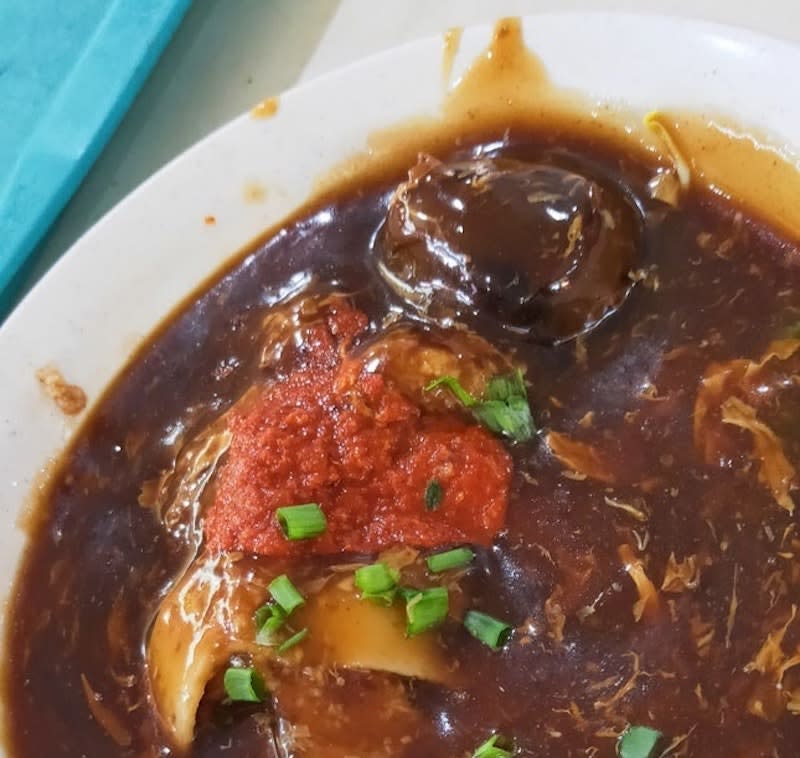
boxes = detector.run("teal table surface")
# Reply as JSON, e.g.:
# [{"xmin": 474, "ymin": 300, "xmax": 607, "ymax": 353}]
[{"xmin": 0, "ymin": 0, "xmax": 191, "ymax": 319}]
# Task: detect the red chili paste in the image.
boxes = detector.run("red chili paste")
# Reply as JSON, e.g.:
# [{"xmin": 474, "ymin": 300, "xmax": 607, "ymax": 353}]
[{"xmin": 204, "ymin": 305, "xmax": 512, "ymax": 556}]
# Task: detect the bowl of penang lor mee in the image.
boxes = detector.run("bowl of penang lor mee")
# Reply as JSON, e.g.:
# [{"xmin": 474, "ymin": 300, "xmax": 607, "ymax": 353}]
[{"xmin": 2, "ymin": 14, "xmax": 800, "ymax": 758}]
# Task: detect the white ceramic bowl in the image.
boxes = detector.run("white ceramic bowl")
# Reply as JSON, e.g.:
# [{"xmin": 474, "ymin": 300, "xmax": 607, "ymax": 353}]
[{"xmin": 1, "ymin": 11, "xmax": 800, "ymax": 738}]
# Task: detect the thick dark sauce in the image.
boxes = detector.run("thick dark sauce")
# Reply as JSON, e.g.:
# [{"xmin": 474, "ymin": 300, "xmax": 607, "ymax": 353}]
[{"xmin": 6, "ymin": 124, "xmax": 800, "ymax": 758}]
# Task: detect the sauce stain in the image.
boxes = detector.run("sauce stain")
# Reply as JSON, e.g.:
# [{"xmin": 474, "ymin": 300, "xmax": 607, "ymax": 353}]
[
  {"xmin": 203, "ymin": 215, "xmax": 216, "ymax": 226},
  {"xmin": 250, "ymin": 96, "xmax": 279, "ymax": 120},
  {"xmin": 16, "ymin": 457, "xmax": 59, "ymax": 536},
  {"xmin": 35, "ymin": 366, "xmax": 87, "ymax": 416},
  {"xmin": 312, "ymin": 18, "xmax": 651, "ymax": 200},
  {"xmin": 243, "ymin": 182, "xmax": 266, "ymax": 204},
  {"xmin": 442, "ymin": 17, "xmax": 553, "ymax": 121},
  {"xmin": 442, "ymin": 27, "xmax": 462, "ymax": 87}
]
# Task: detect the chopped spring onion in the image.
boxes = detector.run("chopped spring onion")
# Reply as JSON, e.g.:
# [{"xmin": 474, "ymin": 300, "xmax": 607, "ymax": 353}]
[
  {"xmin": 426, "ymin": 547, "xmax": 475, "ymax": 573},
  {"xmin": 463, "ymin": 610, "xmax": 513, "ymax": 650},
  {"xmin": 223, "ymin": 667, "xmax": 267, "ymax": 703},
  {"xmin": 354, "ymin": 562, "xmax": 399, "ymax": 605},
  {"xmin": 473, "ymin": 733, "xmax": 514, "ymax": 758},
  {"xmin": 254, "ymin": 603, "xmax": 287, "ymax": 646},
  {"xmin": 277, "ymin": 627, "xmax": 308, "ymax": 654},
  {"xmin": 276, "ymin": 503, "xmax": 327, "ymax": 540},
  {"xmin": 424, "ymin": 375, "xmax": 478, "ymax": 406},
  {"xmin": 398, "ymin": 586, "xmax": 419, "ymax": 601},
  {"xmin": 254, "ymin": 603, "xmax": 277, "ymax": 630},
  {"xmin": 405, "ymin": 586, "xmax": 449, "ymax": 636},
  {"xmin": 485, "ymin": 371, "xmax": 526, "ymax": 402},
  {"xmin": 424, "ymin": 369, "xmax": 534, "ymax": 442},
  {"xmin": 474, "ymin": 369, "xmax": 534, "ymax": 442},
  {"xmin": 425, "ymin": 478, "xmax": 444, "ymax": 510},
  {"xmin": 472, "ymin": 395, "xmax": 533, "ymax": 442},
  {"xmin": 268, "ymin": 574, "xmax": 305, "ymax": 615},
  {"xmin": 617, "ymin": 725, "xmax": 662, "ymax": 758}
]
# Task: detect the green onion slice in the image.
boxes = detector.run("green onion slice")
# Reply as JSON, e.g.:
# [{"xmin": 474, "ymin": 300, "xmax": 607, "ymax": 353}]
[
  {"xmin": 424, "ymin": 376, "xmax": 478, "ymax": 406},
  {"xmin": 464, "ymin": 610, "xmax": 513, "ymax": 650},
  {"xmin": 223, "ymin": 667, "xmax": 267, "ymax": 703},
  {"xmin": 424, "ymin": 369, "xmax": 534, "ymax": 442},
  {"xmin": 277, "ymin": 627, "xmax": 308, "ymax": 654},
  {"xmin": 268, "ymin": 574, "xmax": 305, "ymax": 615},
  {"xmin": 276, "ymin": 503, "xmax": 327, "ymax": 540},
  {"xmin": 473, "ymin": 733, "xmax": 514, "ymax": 758},
  {"xmin": 354, "ymin": 562, "xmax": 399, "ymax": 605},
  {"xmin": 472, "ymin": 395, "xmax": 534, "ymax": 443},
  {"xmin": 485, "ymin": 370, "xmax": 526, "ymax": 402},
  {"xmin": 254, "ymin": 603, "xmax": 287, "ymax": 646},
  {"xmin": 617, "ymin": 725, "xmax": 663, "ymax": 758},
  {"xmin": 405, "ymin": 586, "xmax": 449, "ymax": 636},
  {"xmin": 398, "ymin": 586, "xmax": 419, "ymax": 601},
  {"xmin": 425, "ymin": 478, "xmax": 444, "ymax": 510},
  {"xmin": 254, "ymin": 603, "xmax": 276, "ymax": 630},
  {"xmin": 426, "ymin": 547, "xmax": 475, "ymax": 573}
]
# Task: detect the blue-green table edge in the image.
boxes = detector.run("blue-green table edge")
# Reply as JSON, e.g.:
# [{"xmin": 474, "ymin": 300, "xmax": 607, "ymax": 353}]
[{"xmin": 0, "ymin": 0, "xmax": 192, "ymax": 322}]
